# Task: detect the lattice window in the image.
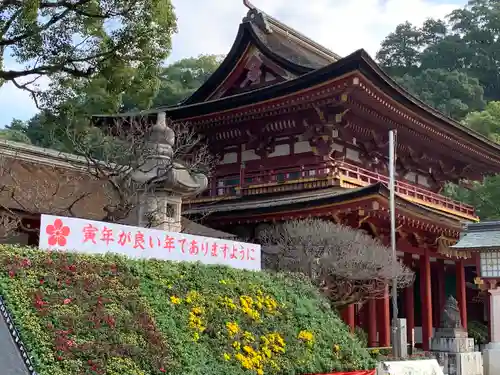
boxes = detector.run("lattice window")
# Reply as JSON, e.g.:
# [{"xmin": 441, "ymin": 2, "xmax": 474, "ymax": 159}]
[{"xmin": 480, "ymin": 252, "xmax": 500, "ymax": 278}]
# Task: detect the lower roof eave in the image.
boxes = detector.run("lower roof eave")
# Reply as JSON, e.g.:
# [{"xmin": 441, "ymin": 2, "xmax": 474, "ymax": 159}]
[{"xmin": 183, "ymin": 183, "xmax": 464, "ymax": 233}]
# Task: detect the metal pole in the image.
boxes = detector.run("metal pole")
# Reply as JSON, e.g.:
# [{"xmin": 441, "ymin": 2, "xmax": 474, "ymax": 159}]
[{"xmin": 389, "ymin": 130, "xmax": 400, "ymax": 358}]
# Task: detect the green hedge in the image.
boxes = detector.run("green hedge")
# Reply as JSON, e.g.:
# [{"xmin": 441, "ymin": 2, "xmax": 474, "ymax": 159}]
[{"xmin": 0, "ymin": 245, "xmax": 374, "ymax": 375}]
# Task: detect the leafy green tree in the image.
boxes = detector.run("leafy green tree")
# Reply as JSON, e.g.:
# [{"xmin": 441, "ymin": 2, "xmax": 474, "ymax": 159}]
[
  {"xmin": 463, "ymin": 101, "xmax": 500, "ymax": 138},
  {"xmin": 377, "ymin": 0, "xmax": 500, "ymax": 101},
  {"xmin": 0, "ymin": 128, "xmax": 31, "ymax": 144},
  {"xmin": 0, "ymin": 119, "xmax": 31, "ymax": 144},
  {"xmin": 0, "ymin": 0, "xmax": 177, "ymax": 108},
  {"xmin": 9, "ymin": 55, "xmax": 223, "ymax": 150},
  {"xmin": 149, "ymin": 54, "xmax": 224, "ymax": 108},
  {"xmin": 396, "ymin": 69, "xmax": 485, "ymax": 120},
  {"xmin": 444, "ymin": 176, "xmax": 500, "ymax": 220},
  {"xmin": 443, "ymin": 102, "xmax": 500, "ymax": 218},
  {"xmin": 377, "ymin": 21, "xmax": 433, "ymax": 77}
]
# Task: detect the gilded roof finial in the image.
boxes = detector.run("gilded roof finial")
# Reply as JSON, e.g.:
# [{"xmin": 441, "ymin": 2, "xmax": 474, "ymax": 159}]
[{"xmin": 243, "ymin": 0, "xmax": 256, "ymax": 10}]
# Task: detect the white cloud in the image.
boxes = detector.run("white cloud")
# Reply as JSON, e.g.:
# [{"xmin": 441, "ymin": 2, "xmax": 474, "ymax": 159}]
[
  {"xmin": 168, "ymin": 0, "xmax": 462, "ymax": 60},
  {"xmin": 0, "ymin": 0, "xmax": 465, "ymax": 125}
]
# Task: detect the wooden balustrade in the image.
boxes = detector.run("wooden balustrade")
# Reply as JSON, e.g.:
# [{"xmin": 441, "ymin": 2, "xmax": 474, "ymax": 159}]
[
  {"xmin": 205, "ymin": 162, "xmax": 476, "ymax": 217},
  {"xmin": 338, "ymin": 162, "xmax": 475, "ymax": 217}
]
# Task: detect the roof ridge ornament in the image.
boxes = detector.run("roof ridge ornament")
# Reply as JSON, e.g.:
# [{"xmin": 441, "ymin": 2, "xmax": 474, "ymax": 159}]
[{"xmin": 242, "ymin": 1, "xmax": 272, "ymax": 34}]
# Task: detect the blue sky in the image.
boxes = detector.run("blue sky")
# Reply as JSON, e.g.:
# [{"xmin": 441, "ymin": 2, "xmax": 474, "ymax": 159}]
[{"xmin": 0, "ymin": 0, "xmax": 466, "ymax": 127}]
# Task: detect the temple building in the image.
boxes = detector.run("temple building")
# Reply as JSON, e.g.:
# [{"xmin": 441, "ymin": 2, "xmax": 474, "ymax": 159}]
[
  {"xmin": 94, "ymin": 3, "xmax": 500, "ymax": 350},
  {"xmin": 25, "ymin": 1, "xmax": 494, "ymax": 350}
]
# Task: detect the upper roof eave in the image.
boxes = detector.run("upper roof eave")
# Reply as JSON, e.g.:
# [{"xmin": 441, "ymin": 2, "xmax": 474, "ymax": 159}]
[
  {"xmin": 263, "ymin": 13, "xmax": 341, "ymax": 61},
  {"xmin": 92, "ymin": 49, "xmax": 500, "ymax": 161},
  {"xmin": 182, "ymin": 19, "xmax": 326, "ymax": 106}
]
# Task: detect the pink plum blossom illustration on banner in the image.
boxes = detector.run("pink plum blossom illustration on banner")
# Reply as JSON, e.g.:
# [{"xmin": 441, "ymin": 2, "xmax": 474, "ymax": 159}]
[{"xmin": 45, "ymin": 218, "xmax": 71, "ymax": 246}]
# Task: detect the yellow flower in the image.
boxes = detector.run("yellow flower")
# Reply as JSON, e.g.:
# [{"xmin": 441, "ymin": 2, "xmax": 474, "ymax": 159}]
[
  {"xmin": 257, "ymin": 370, "xmax": 264, "ymax": 375},
  {"xmin": 220, "ymin": 296, "xmax": 237, "ymax": 310},
  {"xmin": 243, "ymin": 331, "xmax": 255, "ymax": 342},
  {"xmin": 193, "ymin": 332, "xmax": 200, "ymax": 342},
  {"xmin": 243, "ymin": 345, "xmax": 254, "ymax": 354},
  {"xmin": 233, "ymin": 341, "xmax": 241, "ymax": 351},
  {"xmin": 333, "ymin": 344, "xmax": 341, "ymax": 353},
  {"xmin": 219, "ymin": 279, "xmax": 227, "ymax": 285},
  {"xmin": 262, "ymin": 347, "xmax": 272, "ymax": 358},
  {"xmin": 192, "ymin": 306, "xmax": 203, "ymax": 315},
  {"xmin": 226, "ymin": 321, "xmax": 239, "ymax": 337},
  {"xmin": 240, "ymin": 295, "xmax": 254, "ymax": 308},
  {"xmin": 242, "ymin": 306, "xmax": 261, "ymax": 321},
  {"xmin": 186, "ymin": 290, "xmax": 200, "ymax": 304},
  {"xmin": 170, "ymin": 296, "xmax": 181, "ymax": 304},
  {"xmin": 298, "ymin": 330, "xmax": 314, "ymax": 343},
  {"xmin": 223, "ymin": 352, "xmax": 231, "ymax": 361}
]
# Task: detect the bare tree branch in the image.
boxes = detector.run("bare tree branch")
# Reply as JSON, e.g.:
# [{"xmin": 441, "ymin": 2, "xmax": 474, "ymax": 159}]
[
  {"xmin": 0, "ymin": 153, "xmax": 91, "ymax": 240},
  {"xmin": 258, "ymin": 219, "xmax": 415, "ymax": 308},
  {"xmin": 62, "ymin": 116, "xmax": 215, "ymax": 225},
  {"xmin": 0, "ymin": 115, "xmax": 214, "ymax": 241}
]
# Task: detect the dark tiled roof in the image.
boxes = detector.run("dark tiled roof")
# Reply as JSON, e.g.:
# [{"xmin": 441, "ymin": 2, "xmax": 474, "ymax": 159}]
[
  {"xmin": 453, "ymin": 221, "xmax": 500, "ymax": 250},
  {"xmin": 181, "ymin": 217, "xmax": 236, "ymax": 239},
  {"xmin": 246, "ymin": 8, "xmax": 339, "ymax": 70},
  {"xmin": 183, "ymin": 186, "xmax": 353, "ymax": 214}
]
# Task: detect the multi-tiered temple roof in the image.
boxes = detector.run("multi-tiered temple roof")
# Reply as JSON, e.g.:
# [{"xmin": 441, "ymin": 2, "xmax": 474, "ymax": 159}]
[{"xmin": 94, "ymin": 3, "xmax": 500, "ymax": 258}]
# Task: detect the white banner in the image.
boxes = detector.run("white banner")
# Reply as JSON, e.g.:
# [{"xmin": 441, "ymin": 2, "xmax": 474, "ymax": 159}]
[{"xmin": 39, "ymin": 215, "xmax": 261, "ymax": 271}]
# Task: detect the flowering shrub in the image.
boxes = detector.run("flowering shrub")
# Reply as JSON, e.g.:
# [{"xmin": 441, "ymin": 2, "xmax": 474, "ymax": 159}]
[
  {"xmin": 137, "ymin": 258, "xmax": 375, "ymax": 374},
  {"xmin": 0, "ymin": 245, "xmax": 171, "ymax": 375},
  {"xmin": 0, "ymin": 245, "xmax": 375, "ymax": 374}
]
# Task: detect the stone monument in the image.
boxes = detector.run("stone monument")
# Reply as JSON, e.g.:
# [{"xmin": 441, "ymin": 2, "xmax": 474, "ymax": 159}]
[
  {"xmin": 376, "ymin": 359, "xmax": 444, "ymax": 375},
  {"xmin": 431, "ymin": 296, "xmax": 483, "ymax": 375},
  {"xmin": 131, "ymin": 112, "xmax": 208, "ymax": 232}
]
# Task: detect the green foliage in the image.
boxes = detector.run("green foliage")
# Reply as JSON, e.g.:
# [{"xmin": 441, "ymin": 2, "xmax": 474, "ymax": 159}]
[
  {"xmin": 4, "ymin": 55, "xmax": 222, "ymax": 152},
  {"xmin": 395, "ymin": 69, "xmax": 485, "ymax": 120},
  {"xmin": 149, "ymin": 54, "xmax": 224, "ymax": 109},
  {"xmin": 441, "ymin": 101, "xmax": 500, "ymax": 217},
  {"xmin": 0, "ymin": 0, "xmax": 177, "ymax": 109},
  {"xmin": 444, "ymin": 175, "xmax": 500, "ymax": 220},
  {"xmin": 463, "ymin": 101, "xmax": 500, "ymax": 138},
  {"xmin": 0, "ymin": 129, "xmax": 31, "ymax": 144},
  {"xmin": 377, "ymin": 0, "xmax": 500, "ymax": 102},
  {"xmin": 468, "ymin": 321, "xmax": 488, "ymax": 345},
  {"xmin": 0, "ymin": 245, "xmax": 375, "ymax": 375}
]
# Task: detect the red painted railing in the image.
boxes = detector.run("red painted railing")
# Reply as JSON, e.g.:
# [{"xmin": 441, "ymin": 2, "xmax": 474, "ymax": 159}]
[
  {"xmin": 338, "ymin": 162, "xmax": 475, "ymax": 217},
  {"xmin": 206, "ymin": 161, "xmax": 475, "ymax": 217}
]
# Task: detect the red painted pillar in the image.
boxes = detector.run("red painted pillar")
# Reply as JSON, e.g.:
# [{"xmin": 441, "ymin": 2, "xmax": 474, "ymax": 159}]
[
  {"xmin": 456, "ymin": 259, "xmax": 467, "ymax": 330},
  {"xmin": 377, "ymin": 286, "xmax": 391, "ymax": 347},
  {"xmin": 367, "ymin": 299, "xmax": 378, "ymax": 347},
  {"xmin": 436, "ymin": 259, "xmax": 446, "ymax": 326},
  {"xmin": 420, "ymin": 250, "xmax": 433, "ymax": 351},
  {"xmin": 342, "ymin": 304, "xmax": 356, "ymax": 333},
  {"xmin": 403, "ymin": 253, "xmax": 415, "ymax": 345}
]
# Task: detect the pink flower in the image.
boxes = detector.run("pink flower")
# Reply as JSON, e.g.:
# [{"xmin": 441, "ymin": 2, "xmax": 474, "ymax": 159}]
[
  {"xmin": 46, "ymin": 219, "xmax": 71, "ymax": 246},
  {"xmin": 63, "ymin": 298, "xmax": 71, "ymax": 305}
]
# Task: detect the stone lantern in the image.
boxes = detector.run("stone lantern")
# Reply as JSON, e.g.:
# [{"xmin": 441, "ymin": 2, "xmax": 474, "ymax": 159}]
[
  {"xmin": 452, "ymin": 221, "xmax": 500, "ymax": 375},
  {"xmin": 130, "ymin": 112, "xmax": 208, "ymax": 232}
]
